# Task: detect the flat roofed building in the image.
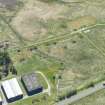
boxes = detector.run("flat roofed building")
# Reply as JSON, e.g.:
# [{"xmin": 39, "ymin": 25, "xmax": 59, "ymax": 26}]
[
  {"xmin": 21, "ymin": 73, "xmax": 43, "ymax": 96},
  {"xmin": 1, "ymin": 78, "xmax": 23, "ymax": 102}
]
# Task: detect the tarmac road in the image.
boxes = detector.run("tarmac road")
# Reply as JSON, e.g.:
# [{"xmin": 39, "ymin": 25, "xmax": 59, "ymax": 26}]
[{"xmin": 56, "ymin": 82, "xmax": 105, "ymax": 105}]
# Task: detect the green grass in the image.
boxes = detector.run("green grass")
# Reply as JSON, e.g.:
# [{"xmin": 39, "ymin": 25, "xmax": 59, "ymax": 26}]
[
  {"xmin": 0, "ymin": 15, "xmax": 24, "ymax": 48},
  {"xmin": 9, "ymin": 93, "xmax": 56, "ymax": 105},
  {"xmin": 1, "ymin": 0, "xmax": 105, "ymax": 105},
  {"xmin": 12, "ymin": 52, "xmax": 62, "ymax": 83},
  {"xmin": 56, "ymin": 30, "xmax": 105, "ymax": 94},
  {"xmin": 9, "ymin": 23, "xmax": 105, "ymax": 99},
  {"xmin": 70, "ymin": 89, "xmax": 105, "ymax": 105},
  {"xmin": 83, "ymin": 25, "xmax": 105, "ymax": 53}
]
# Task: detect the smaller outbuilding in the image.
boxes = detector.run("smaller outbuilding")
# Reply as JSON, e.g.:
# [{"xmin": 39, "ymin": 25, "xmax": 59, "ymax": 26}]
[
  {"xmin": 21, "ymin": 73, "xmax": 43, "ymax": 96},
  {"xmin": 1, "ymin": 78, "xmax": 23, "ymax": 103}
]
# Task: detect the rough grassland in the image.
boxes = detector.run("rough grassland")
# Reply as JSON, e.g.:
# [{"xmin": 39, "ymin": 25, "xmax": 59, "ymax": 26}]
[
  {"xmin": 70, "ymin": 89, "xmax": 105, "ymax": 105},
  {"xmin": 10, "ymin": 94, "xmax": 56, "ymax": 105},
  {"xmin": 1, "ymin": 0, "xmax": 105, "ymax": 105},
  {"xmin": 52, "ymin": 30, "xmax": 105, "ymax": 93}
]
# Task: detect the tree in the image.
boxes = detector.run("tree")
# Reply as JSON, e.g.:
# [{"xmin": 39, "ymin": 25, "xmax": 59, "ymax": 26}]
[
  {"xmin": 12, "ymin": 67, "xmax": 17, "ymax": 75},
  {"xmin": 0, "ymin": 72, "xmax": 2, "ymax": 80}
]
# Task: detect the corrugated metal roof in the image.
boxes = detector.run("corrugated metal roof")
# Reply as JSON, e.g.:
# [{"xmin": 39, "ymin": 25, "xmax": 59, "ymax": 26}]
[
  {"xmin": 22, "ymin": 73, "xmax": 42, "ymax": 92},
  {"xmin": 2, "ymin": 78, "xmax": 23, "ymax": 99}
]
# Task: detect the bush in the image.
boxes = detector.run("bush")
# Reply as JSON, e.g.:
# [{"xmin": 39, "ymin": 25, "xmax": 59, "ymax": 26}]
[
  {"xmin": 58, "ymin": 95, "xmax": 65, "ymax": 101},
  {"xmin": 58, "ymin": 89, "xmax": 77, "ymax": 101},
  {"xmin": 40, "ymin": 0, "xmax": 58, "ymax": 2},
  {"xmin": 77, "ymin": 82, "xmax": 94, "ymax": 92},
  {"xmin": 66, "ymin": 89, "xmax": 77, "ymax": 98}
]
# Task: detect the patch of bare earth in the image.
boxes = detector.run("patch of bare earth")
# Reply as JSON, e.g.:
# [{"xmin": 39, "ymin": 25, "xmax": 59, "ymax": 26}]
[
  {"xmin": 62, "ymin": 69, "xmax": 82, "ymax": 80},
  {"xmin": 11, "ymin": 0, "xmax": 66, "ymax": 41},
  {"xmin": 12, "ymin": 49, "xmax": 32, "ymax": 63},
  {"xmin": 49, "ymin": 46, "xmax": 65, "ymax": 59},
  {"xmin": 68, "ymin": 16, "xmax": 97, "ymax": 30}
]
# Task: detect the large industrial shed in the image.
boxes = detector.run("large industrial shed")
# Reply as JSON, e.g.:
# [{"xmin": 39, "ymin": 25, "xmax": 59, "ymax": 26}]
[
  {"xmin": 1, "ymin": 78, "xmax": 23, "ymax": 103},
  {"xmin": 21, "ymin": 73, "xmax": 43, "ymax": 96}
]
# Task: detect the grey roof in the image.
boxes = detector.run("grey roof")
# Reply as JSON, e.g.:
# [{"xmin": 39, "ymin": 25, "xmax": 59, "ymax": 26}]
[{"xmin": 22, "ymin": 73, "xmax": 42, "ymax": 92}]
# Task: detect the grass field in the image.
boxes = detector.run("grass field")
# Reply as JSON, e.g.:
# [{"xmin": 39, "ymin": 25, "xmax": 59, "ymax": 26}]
[
  {"xmin": 10, "ymin": 50, "xmax": 63, "ymax": 81},
  {"xmin": 70, "ymin": 89, "xmax": 105, "ymax": 105},
  {"xmin": 10, "ymin": 93, "xmax": 56, "ymax": 105},
  {"xmin": 0, "ymin": 0, "xmax": 105, "ymax": 105},
  {"xmin": 56, "ymin": 24, "xmax": 105, "ymax": 94}
]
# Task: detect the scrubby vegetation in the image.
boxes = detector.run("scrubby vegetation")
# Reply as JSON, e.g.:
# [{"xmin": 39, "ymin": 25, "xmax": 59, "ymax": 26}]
[{"xmin": 0, "ymin": 0, "xmax": 105, "ymax": 105}]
